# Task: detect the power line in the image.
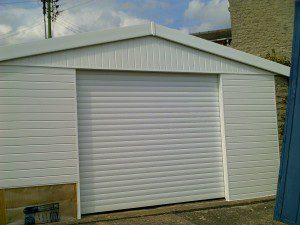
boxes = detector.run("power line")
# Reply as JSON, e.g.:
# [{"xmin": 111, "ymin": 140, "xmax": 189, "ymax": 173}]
[
  {"xmin": 56, "ymin": 21, "xmax": 80, "ymax": 34},
  {"xmin": 51, "ymin": 0, "xmax": 60, "ymax": 22},
  {"xmin": 55, "ymin": 20, "xmax": 81, "ymax": 34},
  {"xmin": 58, "ymin": 16, "xmax": 85, "ymax": 31},
  {"xmin": 56, "ymin": 18, "xmax": 82, "ymax": 33},
  {"xmin": 57, "ymin": 17, "xmax": 86, "ymax": 32},
  {"xmin": 56, "ymin": 19, "xmax": 80, "ymax": 33},
  {"xmin": 60, "ymin": 0, "xmax": 95, "ymax": 12},
  {"xmin": 0, "ymin": 0, "xmax": 37, "ymax": 5},
  {"xmin": 58, "ymin": 0, "xmax": 76, "ymax": 8},
  {"xmin": 41, "ymin": 0, "xmax": 95, "ymax": 38},
  {"xmin": 0, "ymin": 21, "xmax": 43, "ymax": 39},
  {"xmin": 0, "ymin": 22, "xmax": 42, "ymax": 40},
  {"xmin": 0, "ymin": 0, "xmax": 93, "ymax": 43},
  {"xmin": 0, "ymin": 22, "xmax": 43, "ymax": 42}
]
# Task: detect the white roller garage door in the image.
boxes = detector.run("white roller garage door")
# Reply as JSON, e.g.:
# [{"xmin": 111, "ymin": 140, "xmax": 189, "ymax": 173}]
[{"xmin": 77, "ymin": 71, "xmax": 224, "ymax": 214}]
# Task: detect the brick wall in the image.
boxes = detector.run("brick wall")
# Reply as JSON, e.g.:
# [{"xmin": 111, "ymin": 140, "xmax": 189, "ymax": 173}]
[{"xmin": 228, "ymin": 0, "xmax": 294, "ymax": 150}]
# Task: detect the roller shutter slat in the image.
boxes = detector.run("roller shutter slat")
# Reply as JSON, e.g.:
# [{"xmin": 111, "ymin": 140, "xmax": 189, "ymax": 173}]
[
  {"xmin": 77, "ymin": 72, "xmax": 224, "ymax": 214},
  {"xmin": 80, "ymin": 167, "xmax": 224, "ymax": 183},
  {"xmin": 79, "ymin": 137, "xmax": 222, "ymax": 150},
  {"xmin": 79, "ymin": 142, "xmax": 221, "ymax": 155}
]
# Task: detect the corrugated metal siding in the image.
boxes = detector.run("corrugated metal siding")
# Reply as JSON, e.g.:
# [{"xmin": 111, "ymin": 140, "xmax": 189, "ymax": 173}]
[
  {"xmin": 77, "ymin": 70, "xmax": 224, "ymax": 214},
  {"xmin": 221, "ymin": 74, "xmax": 280, "ymax": 200},
  {"xmin": 0, "ymin": 66, "xmax": 78, "ymax": 188},
  {"xmin": 1, "ymin": 37, "xmax": 271, "ymax": 75}
]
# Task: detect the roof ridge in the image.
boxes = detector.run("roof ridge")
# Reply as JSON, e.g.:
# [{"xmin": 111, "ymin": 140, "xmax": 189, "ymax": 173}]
[{"xmin": 150, "ymin": 22, "xmax": 156, "ymax": 36}]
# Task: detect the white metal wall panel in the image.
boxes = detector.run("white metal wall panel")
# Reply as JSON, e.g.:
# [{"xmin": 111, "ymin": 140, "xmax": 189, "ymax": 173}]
[
  {"xmin": 1, "ymin": 37, "xmax": 271, "ymax": 75},
  {"xmin": 77, "ymin": 70, "xmax": 225, "ymax": 214},
  {"xmin": 0, "ymin": 66, "xmax": 79, "ymax": 188},
  {"xmin": 220, "ymin": 74, "xmax": 280, "ymax": 200}
]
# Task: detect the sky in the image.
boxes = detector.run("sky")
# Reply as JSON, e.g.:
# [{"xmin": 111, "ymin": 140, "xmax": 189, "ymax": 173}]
[{"xmin": 0, "ymin": 0, "xmax": 230, "ymax": 46}]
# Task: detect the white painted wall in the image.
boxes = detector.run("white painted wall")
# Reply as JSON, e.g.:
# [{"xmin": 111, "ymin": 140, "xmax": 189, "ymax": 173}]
[
  {"xmin": 1, "ymin": 37, "xmax": 271, "ymax": 75},
  {"xmin": 0, "ymin": 66, "xmax": 79, "ymax": 188},
  {"xmin": 220, "ymin": 74, "xmax": 280, "ymax": 200}
]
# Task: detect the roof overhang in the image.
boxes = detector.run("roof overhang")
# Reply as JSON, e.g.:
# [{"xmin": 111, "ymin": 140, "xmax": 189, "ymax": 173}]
[{"xmin": 0, "ymin": 22, "xmax": 290, "ymax": 77}]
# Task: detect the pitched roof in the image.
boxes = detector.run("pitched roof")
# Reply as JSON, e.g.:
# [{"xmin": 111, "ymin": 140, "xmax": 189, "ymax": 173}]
[{"xmin": 0, "ymin": 22, "xmax": 290, "ymax": 76}]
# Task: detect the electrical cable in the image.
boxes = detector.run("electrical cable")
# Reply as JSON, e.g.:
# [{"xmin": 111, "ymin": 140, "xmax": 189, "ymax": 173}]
[
  {"xmin": 55, "ymin": 19, "xmax": 81, "ymax": 34},
  {"xmin": 57, "ymin": 17, "xmax": 86, "ymax": 32},
  {"xmin": 56, "ymin": 19, "xmax": 81, "ymax": 33},
  {"xmin": 0, "ymin": 24, "xmax": 43, "ymax": 46},
  {"xmin": 59, "ymin": 0, "xmax": 95, "ymax": 12},
  {"xmin": 0, "ymin": 21, "xmax": 43, "ymax": 40},
  {"xmin": 0, "ymin": 0, "xmax": 37, "ymax": 5},
  {"xmin": 0, "ymin": 0, "xmax": 93, "ymax": 42}
]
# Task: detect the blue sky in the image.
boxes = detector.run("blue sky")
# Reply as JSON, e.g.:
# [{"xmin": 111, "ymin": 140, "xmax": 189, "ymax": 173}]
[{"xmin": 0, "ymin": 0, "xmax": 230, "ymax": 46}]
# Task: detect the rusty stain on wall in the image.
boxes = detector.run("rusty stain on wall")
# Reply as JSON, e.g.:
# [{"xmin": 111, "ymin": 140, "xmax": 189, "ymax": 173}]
[{"xmin": 1, "ymin": 183, "xmax": 77, "ymax": 225}]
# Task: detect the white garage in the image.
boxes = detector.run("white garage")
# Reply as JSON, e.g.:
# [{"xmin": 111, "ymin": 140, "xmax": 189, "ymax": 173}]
[{"xmin": 0, "ymin": 23, "xmax": 290, "ymax": 218}]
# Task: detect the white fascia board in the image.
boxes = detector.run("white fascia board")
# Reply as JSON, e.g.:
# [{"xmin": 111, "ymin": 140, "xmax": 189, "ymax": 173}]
[
  {"xmin": 0, "ymin": 23, "xmax": 152, "ymax": 62},
  {"xmin": 0, "ymin": 22, "xmax": 290, "ymax": 77},
  {"xmin": 154, "ymin": 24, "xmax": 290, "ymax": 77}
]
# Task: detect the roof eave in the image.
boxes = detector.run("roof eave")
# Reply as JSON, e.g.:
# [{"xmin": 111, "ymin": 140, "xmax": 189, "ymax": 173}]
[
  {"xmin": 154, "ymin": 24, "xmax": 290, "ymax": 77},
  {"xmin": 0, "ymin": 22, "xmax": 290, "ymax": 77},
  {"xmin": 0, "ymin": 23, "xmax": 153, "ymax": 62}
]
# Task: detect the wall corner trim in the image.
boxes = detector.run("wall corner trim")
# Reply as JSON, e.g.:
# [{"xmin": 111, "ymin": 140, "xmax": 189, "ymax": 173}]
[
  {"xmin": 218, "ymin": 74, "xmax": 230, "ymax": 200},
  {"xmin": 74, "ymin": 71, "xmax": 82, "ymax": 219}
]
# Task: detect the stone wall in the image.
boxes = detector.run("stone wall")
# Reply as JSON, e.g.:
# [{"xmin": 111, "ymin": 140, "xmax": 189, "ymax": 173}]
[
  {"xmin": 228, "ymin": 0, "xmax": 293, "ymax": 150},
  {"xmin": 228, "ymin": 0, "xmax": 294, "ymax": 59},
  {"xmin": 275, "ymin": 76, "xmax": 289, "ymax": 149}
]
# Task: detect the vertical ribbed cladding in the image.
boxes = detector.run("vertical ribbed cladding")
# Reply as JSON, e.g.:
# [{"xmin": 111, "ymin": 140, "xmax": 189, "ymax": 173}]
[{"xmin": 1, "ymin": 37, "xmax": 270, "ymax": 75}]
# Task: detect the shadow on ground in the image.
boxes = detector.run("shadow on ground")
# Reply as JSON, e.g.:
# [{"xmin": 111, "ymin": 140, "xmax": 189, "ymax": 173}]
[{"xmin": 86, "ymin": 201, "xmax": 284, "ymax": 225}]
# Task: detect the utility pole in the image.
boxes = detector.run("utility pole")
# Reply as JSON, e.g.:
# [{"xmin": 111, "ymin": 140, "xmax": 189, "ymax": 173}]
[
  {"xmin": 41, "ymin": 0, "xmax": 60, "ymax": 39},
  {"xmin": 42, "ymin": 0, "xmax": 47, "ymax": 39},
  {"xmin": 47, "ymin": 0, "xmax": 52, "ymax": 38}
]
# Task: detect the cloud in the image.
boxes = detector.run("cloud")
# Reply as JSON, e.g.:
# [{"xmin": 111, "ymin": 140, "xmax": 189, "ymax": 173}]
[
  {"xmin": 0, "ymin": 0, "xmax": 231, "ymax": 46},
  {"xmin": 122, "ymin": 0, "xmax": 170, "ymax": 11},
  {"xmin": 57, "ymin": 3, "xmax": 148, "ymax": 32},
  {"xmin": 184, "ymin": 0, "xmax": 205, "ymax": 19},
  {"xmin": 0, "ymin": 1, "xmax": 148, "ymax": 46},
  {"xmin": 7, "ymin": 23, "xmax": 45, "ymax": 45},
  {"xmin": 184, "ymin": 0, "xmax": 230, "ymax": 32},
  {"xmin": 193, "ymin": 22, "xmax": 215, "ymax": 32},
  {"xmin": 0, "ymin": 5, "xmax": 44, "ymax": 45},
  {"xmin": 179, "ymin": 27, "xmax": 190, "ymax": 34},
  {"xmin": 0, "ymin": 25, "xmax": 12, "ymax": 35}
]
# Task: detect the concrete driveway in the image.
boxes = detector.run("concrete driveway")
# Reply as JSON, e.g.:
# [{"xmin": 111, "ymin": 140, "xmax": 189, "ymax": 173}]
[{"xmin": 80, "ymin": 200, "xmax": 284, "ymax": 225}]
